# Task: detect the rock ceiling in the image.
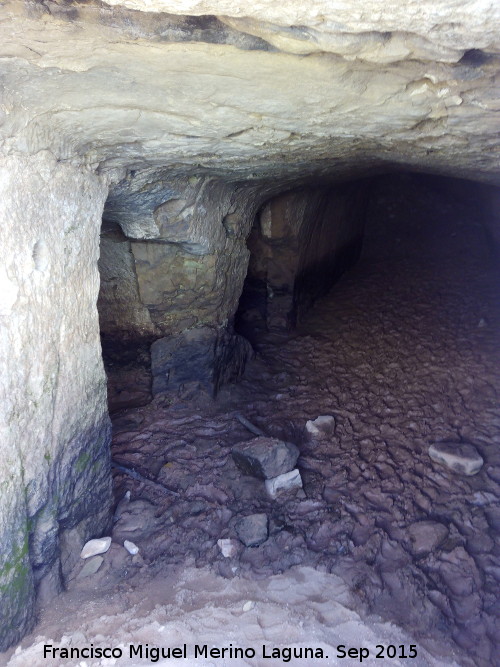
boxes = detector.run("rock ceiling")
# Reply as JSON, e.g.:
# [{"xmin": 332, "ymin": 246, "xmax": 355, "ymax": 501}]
[{"xmin": 0, "ymin": 0, "xmax": 499, "ymax": 198}]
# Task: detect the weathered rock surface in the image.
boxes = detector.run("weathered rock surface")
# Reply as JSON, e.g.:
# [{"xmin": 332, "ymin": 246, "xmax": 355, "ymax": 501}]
[
  {"xmin": 0, "ymin": 153, "xmax": 112, "ymax": 651},
  {"xmin": 0, "ymin": 1, "xmax": 499, "ymax": 186},
  {"xmin": 240, "ymin": 186, "xmax": 368, "ymax": 332},
  {"xmin": 151, "ymin": 326, "xmax": 252, "ymax": 396},
  {"xmin": 235, "ymin": 514, "xmax": 269, "ymax": 547},
  {"xmin": 0, "ymin": 0, "xmax": 499, "ymax": 655},
  {"xmin": 77, "ymin": 555, "xmax": 104, "ymax": 579},
  {"xmin": 232, "ymin": 437, "xmax": 300, "ymax": 479},
  {"xmin": 429, "ymin": 442, "xmax": 484, "ymax": 476}
]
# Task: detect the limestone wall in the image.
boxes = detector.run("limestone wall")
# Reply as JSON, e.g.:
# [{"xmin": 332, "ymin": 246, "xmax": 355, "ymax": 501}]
[
  {"xmin": 98, "ymin": 175, "xmax": 268, "ymax": 402},
  {"xmin": 100, "ymin": 176, "xmax": 265, "ymax": 339},
  {"xmin": 0, "ymin": 153, "xmax": 112, "ymax": 649}
]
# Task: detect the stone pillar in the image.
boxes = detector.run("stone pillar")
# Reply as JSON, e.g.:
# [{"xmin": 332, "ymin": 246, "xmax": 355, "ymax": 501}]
[
  {"xmin": 240, "ymin": 182, "xmax": 369, "ymax": 332},
  {"xmin": 0, "ymin": 152, "xmax": 112, "ymax": 649},
  {"xmin": 99, "ymin": 176, "xmax": 260, "ymax": 402}
]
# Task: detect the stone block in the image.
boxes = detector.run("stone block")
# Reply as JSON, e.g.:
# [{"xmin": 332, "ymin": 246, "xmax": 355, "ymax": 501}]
[
  {"xmin": 265, "ymin": 468, "xmax": 303, "ymax": 499},
  {"xmin": 232, "ymin": 437, "xmax": 299, "ymax": 480},
  {"xmin": 217, "ymin": 538, "xmax": 238, "ymax": 558},
  {"xmin": 429, "ymin": 442, "xmax": 484, "ymax": 476},
  {"xmin": 151, "ymin": 327, "xmax": 252, "ymax": 396},
  {"xmin": 306, "ymin": 415, "xmax": 336, "ymax": 437}
]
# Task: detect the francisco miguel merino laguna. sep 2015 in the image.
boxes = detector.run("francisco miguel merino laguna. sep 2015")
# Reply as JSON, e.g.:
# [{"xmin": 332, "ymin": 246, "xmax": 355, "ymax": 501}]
[{"xmin": 42, "ymin": 642, "xmax": 332, "ymax": 662}]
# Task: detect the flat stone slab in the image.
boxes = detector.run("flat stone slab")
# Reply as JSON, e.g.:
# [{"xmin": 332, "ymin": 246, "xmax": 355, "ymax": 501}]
[
  {"xmin": 232, "ymin": 437, "xmax": 299, "ymax": 480},
  {"xmin": 265, "ymin": 469, "xmax": 303, "ymax": 499},
  {"xmin": 428, "ymin": 442, "xmax": 484, "ymax": 476},
  {"xmin": 77, "ymin": 555, "xmax": 104, "ymax": 579},
  {"xmin": 80, "ymin": 536, "xmax": 112, "ymax": 559},
  {"xmin": 235, "ymin": 513, "xmax": 269, "ymax": 547}
]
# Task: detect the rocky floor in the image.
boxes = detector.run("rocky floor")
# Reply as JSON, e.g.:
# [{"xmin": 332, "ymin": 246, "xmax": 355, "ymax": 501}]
[
  {"xmin": 3, "ymin": 175, "xmax": 499, "ymax": 667},
  {"xmin": 3, "ymin": 563, "xmax": 461, "ymax": 667},
  {"xmin": 105, "ymin": 255, "xmax": 499, "ymax": 665}
]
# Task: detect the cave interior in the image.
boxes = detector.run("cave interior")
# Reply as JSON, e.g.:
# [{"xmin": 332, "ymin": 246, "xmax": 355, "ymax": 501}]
[
  {"xmin": 98, "ymin": 167, "xmax": 500, "ymax": 665},
  {"xmin": 1, "ymin": 1, "xmax": 500, "ymax": 665}
]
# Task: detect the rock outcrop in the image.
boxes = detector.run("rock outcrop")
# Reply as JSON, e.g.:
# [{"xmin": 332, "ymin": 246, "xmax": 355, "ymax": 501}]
[{"xmin": 0, "ymin": 153, "xmax": 112, "ymax": 649}]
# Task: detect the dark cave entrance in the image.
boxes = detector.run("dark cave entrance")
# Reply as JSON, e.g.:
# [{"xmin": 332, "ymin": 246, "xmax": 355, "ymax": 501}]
[
  {"xmin": 96, "ymin": 170, "xmax": 500, "ymax": 410},
  {"xmin": 235, "ymin": 171, "xmax": 499, "ymax": 347}
]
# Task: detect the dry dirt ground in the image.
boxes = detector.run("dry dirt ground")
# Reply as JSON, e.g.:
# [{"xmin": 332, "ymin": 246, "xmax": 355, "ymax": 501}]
[{"xmin": 2, "ymin": 175, "xmax": 499, "ymax": 667}]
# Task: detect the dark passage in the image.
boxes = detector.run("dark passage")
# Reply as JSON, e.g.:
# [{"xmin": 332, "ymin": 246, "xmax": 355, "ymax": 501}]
[{"xmin": 98, "ymin": 172, "xmax": 499, "ymax": 666}]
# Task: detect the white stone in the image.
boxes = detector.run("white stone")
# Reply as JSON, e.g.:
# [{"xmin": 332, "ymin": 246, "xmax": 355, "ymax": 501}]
[
  {"xmin": 217, "ymin": 538, "xmax": 238, "ymax": 558},
  {"xmin": 306, "ymin": 415, "xmax": 336, "ymax": 437},
  {"xmin": 242, "ymin": 600, "xmax": 255, "ymax": 612},
  {"xmin": 124, "ymin": 540, "xmax": 139, "ymax": 555},
  {"xmin": 265, "ymin": 469, "xmax": 303, "ymax": 498},
  {"xmin": 428, "ymin": 442, "xmax": 484, "ymax": 476},
  {"xmin": 80, "ymin": 537, "xmax": 112, "ymax": 559}
]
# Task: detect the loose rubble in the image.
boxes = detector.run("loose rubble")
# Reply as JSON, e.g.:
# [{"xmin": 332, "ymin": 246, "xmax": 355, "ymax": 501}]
[
  {"xmin": 217, "ymin": 538, "xmax": 238, "ymax": 558},
  {"xmin": 407, "ymin": 521, "xmax": 450, "ymax": 558},
  {"xmin": 76, "ymin": 555, "xmax": 103, "ymax": 579}
]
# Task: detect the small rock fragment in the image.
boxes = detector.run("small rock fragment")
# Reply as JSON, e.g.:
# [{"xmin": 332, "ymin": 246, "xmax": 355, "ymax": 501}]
[
  {"xmin": 242, "ymin": 600, "xmax": 255, "ymax": 612},
  {"xmin": 306, "ymin": 415, "xmax": 336, "ymax": 437},
  {"xmin": 217, "ymin": 538, "xmax": 238, "ymax": 558},
  {"xmin": 232, "ymin": 437, "xmax": 299, "ymax": 479},
  {"xmin": 80, "ymin": 537, "xmax": 112, "ymax": 559},
  {"xmin": 407, "ymin": 521, "xmax": 449, "ymax": 557},
  {"xmin": 77, "ymin": 555, "xmax": 103, "ymax": 579},
  {"xmin": 124, "ymin": 540, "xmax": 139, "ymax": 555},
  {"xmin": 235, "ymin": 513, "xmax": 269, "ymax": 547},
  {"xmin": 265, "ymin": 468, "xmax": 303, "ymax": 499},
  {"xmin": 428, "ymin": 442, "xmax": 484, "ymax": 476}
]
